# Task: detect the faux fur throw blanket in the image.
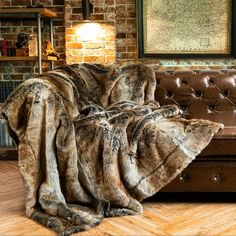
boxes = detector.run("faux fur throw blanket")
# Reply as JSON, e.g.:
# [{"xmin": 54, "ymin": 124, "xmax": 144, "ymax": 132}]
[{"xmin": 1, "ymin": 63, "xmax": 223, "ymax": 235}]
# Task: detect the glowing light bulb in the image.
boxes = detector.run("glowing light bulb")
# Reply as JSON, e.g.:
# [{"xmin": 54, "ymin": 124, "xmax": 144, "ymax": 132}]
[{"xmin": 76, "ymin": 23, "xmax": 103, "ymax": 41}]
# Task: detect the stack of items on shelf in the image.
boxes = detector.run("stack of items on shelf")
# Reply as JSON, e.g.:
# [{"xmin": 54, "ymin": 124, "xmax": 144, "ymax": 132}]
[
  {"xmin": 0, "ymin": 32, "xmax": 59, "ymax": 58},
  {"xmin": 0, "ymin": 32, "xmax": 39, "ymax": 57}
]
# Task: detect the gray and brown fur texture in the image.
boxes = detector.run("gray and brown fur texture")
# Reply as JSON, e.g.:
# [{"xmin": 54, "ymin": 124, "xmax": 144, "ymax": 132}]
[{"xmin": 1, "ymin": 63, "xmax": 223, "ymax": 235}]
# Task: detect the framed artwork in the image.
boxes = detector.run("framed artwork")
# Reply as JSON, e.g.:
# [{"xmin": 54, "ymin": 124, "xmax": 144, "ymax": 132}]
[{"xmin": 137, "ymin": 0, "xmax": 236, "ymax": 58}]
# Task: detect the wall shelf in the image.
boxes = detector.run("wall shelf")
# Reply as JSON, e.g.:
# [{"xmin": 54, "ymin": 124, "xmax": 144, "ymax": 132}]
[
  {"xmin": 0, "ymin": 8, "xmax": 57, "ymax": 74},
  {"xmin": 0, "ymin": 56, "xmax": 58, "ymax": 61},
  {"xmin": 0, "ymin": 8, "xmax": 57, "ymax": 18}
]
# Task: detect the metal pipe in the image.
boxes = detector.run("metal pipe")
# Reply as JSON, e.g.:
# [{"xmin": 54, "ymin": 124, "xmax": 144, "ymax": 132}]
[
  {"xmin": 37, "ymin": 13, "xmax": 42, "ymax": 74},
  {"xmin": 50, "ymin": 18, "xmax": 54, "ymax": 70},
  {"xmin": 82, "ymin": 0, "xmax": 92, "ymax": 20}
]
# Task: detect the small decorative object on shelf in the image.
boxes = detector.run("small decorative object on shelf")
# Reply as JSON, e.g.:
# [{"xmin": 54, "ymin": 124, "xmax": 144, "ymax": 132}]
[
  {"xmin": 7, "ymin": 42, "xmax": 16, "ymax": 56},
  {"xmin": 28, "ymin": 34, "xmax": 38, "ymax": 56},
  {"xmin": 43, "ymin": 39, "xmax": 60, "ymax": 59},
  {"xmin": 15, "ymin": 48, "xmax": 28, "ymax": 56},
  {"xmin": 0, "ymin": 37, "xmax": 3, "ymax": 57},
  {"xmin": 15, "ymin": 32, "xmax": 29, "ymax": 56},
  {"xmin": 1, "ymin": 38, "xmax": 7, "ymax": 56},
  {"xmin": 15, "ymin": 32, "xmax": 28, "ymax": 49},
  {"xmin": 26, "ymin": 1, "xmax": 44, "ymax": 8}
]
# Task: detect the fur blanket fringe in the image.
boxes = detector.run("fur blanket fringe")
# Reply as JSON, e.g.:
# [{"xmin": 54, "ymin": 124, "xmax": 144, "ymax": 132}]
[{"xmin": 1, "ymin": 63, "xmax": 223, "ymax": 235}]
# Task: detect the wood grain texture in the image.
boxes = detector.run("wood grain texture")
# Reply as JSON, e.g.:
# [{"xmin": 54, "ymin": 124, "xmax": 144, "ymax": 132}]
[
  {"xmin": 0, "ymin": 8, "xmax": 57, "ymax": 18},
  {"xmin": 0, "ymin": 56, "xmax": 57, "ymax": 61},
  {"xmin": 1, "ymin": 161, "xmax": 236, "ymax": 236}
]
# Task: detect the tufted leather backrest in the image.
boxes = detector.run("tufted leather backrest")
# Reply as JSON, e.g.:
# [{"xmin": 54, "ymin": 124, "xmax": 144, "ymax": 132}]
[{"xmin": 154, "ymin": 70, "xmax": 236, "ymax": 126}]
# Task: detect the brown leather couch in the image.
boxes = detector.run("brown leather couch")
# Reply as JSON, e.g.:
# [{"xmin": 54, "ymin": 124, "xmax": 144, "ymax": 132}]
[
  {"xmin": 2, "ymin": 68, "xmax": 236, "ymax": 192},
  {"xmin": 154, "ymin": 69, "xmax": 236, "ymax": 192}
]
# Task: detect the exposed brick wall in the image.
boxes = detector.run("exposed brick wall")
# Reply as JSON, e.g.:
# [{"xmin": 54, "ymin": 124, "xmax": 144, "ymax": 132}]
[
  {"xmin": 0, "ymin": 0, "xmax": 137, "ymax": 81},
  {"xmin": 64, "ymin": 0, "xmax": 236, "ymax": 69},
  {"xmin": 64, "ymin": 0, "xmax": 137, "ymax": 65},
  {"xmin": 115, "ymin": 0, "xmax": 137, "ymax": 64},
  {"xmin": 0, "ymin": 0, "xmax": 65, "ymax": 80},
  {"xmin": 65, "ymin": 0, "xmax": 116, "ymax": 65},
  {"xmin": 1, "ymin": 0, "xmax": 236, "ymax": 83}
]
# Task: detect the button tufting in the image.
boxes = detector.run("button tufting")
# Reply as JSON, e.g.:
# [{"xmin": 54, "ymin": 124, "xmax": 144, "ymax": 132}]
[
  {"xmin": 166, "ymin": 90, "xmax": 173, "ymax": 97},
  {"xmin": 208, "ymin": 105, "xmax": 216, "ymax": 112},
  {"xmin": 223, "ymin": 90, "xmax": 229, "ymax": 97},
  {"xmin": 221, "ymin": 70, "xmax": 228, "ymax": 74},
  {"xmin": 195, "ymin": 91, "xmax": 202, "ymax": 97},
  {"xmin": 182, "ymin": 79, "xmax": 188, "ymax": 85},
  {"xmin": 212, "ymin": 173, "xmax": 222, "ymax": 183},
  {"xmin": 179, "ymin": 173, "xmax": 189, "ymax": 182},
  {"xmin": 167, "ymin": 71, "xmax": 174, "ymax": 75},
  {"xmin": 209, "ymin": 78, "xmax": 215, "ymax": 84}
]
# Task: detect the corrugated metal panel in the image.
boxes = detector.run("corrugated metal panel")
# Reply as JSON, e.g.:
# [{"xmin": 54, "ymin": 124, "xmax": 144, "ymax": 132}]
[
  {"xmin": 0, "ymin": 80, "xmax": 23, "ymax": 102},
  {"xmin": 0, "ymin": 119, "xmax": 14, "ymax": 147}
]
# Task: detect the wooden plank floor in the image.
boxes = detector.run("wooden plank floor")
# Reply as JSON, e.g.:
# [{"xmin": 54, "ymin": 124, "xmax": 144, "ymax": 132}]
[{"xmin": 1, "ymin": 161, "xmax": 236, "ymax": 235}]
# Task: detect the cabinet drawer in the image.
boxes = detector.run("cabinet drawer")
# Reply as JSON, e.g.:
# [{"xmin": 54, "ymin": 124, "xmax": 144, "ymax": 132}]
[
  {"xmin": 162, "ymin": 161, "xmax": 236, "ymax": 192},
  {"xmin": 0, "ymin": 149, "xmax": 17, "ymax": 160}
]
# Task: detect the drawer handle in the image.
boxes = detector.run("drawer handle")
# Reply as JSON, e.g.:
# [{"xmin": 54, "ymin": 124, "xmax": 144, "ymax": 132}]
[
  {"xmin": 179, "ymin": 173, "xmax": 189, "ymax": 182},
  {"xmin": 0, "ymin": 150, "xmax": 8, "ymax": 157},
  {"xmin": 212, "ymin": 173, "xmax": 222, "ymax": 183}
]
